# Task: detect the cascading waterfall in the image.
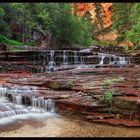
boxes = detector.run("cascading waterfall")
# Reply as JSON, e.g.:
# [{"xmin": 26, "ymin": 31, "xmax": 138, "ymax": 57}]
[
  {"xmin": 10, "ymin": 86, "xmax": 19, "ymax": 104},
  {"xmin": 109, "ymin": 55, "xmax": 115, "ymax": 64},
  {"xmin": 24, "ymin": 50, "xmax": 132, "ymax": 73},
  {"xmin": 47, "ymin": 50, "xmax": 57, "ymax": 72},
  {"xmin": 50, "ymin": 50, "xmax": 55, "ymax": 62},
  {"xmin": 117, "ymin": 56, "xmax": 127, "ymax": 65},
  {"xmin": 0, "ymin": 85, "xmax": 55, "ymax": 120},
  {"xmin": 0, "ymin": 109, "xmax": 29, "ymax": 119},
  {"xmin": 15, "ymin": 94, "xmax": 22, "ymax": 105},
  {"xmin": 99, "ymin": 53, "xmax": 106, "ymax": 65},
  {"xmin": 109, "ymin": 55, "xmax": 112, "ymax": 64},
  {"xmin": 74, "ymin": 51, "xmax": 79, "ymax": 64},
  {"xmin": 47, "ymin": 61, "xmax": 57, "ymax": 72},
  {"xmin": 80, "ymin": 55, "xmax": 85, "ymax": 65},
  {"xmin": 63, "ymin": 50, "xmax": 68, "ymax": 65},
  {"xmin": 0, "ymin": 86, "xmax": 28, "ymax": 119},
  {"xmin": 0, "ymin": 86, "xmax": 7, "ymax": 96},
  {"xmin": 45, "ymin": 99, "xmax": 55, "ymax": 112},
  {"xmin": 32, "ymin": 97, "xmax": 55, "ymax": 112}
]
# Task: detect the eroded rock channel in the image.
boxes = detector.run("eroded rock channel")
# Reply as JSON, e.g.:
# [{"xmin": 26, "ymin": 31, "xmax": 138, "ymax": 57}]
[{"xmin": 0, "ymin": 48, "xmax": 140, "ymax": 128}]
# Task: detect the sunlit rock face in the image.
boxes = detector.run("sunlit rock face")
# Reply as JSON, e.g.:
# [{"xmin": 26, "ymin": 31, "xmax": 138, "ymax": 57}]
[
  {"xmin": 97, "ymin": 30, "xmax": 117, "ymax": 42},
  {"xmin": 72, "ymin": 3, "xmax": 116, "ymax": 43},
  {"xmin": 72, "ymin": 3, "xmax": 112, "ymax": 29},
  {"xmin": 100, "ymin": 3, "xmax": 112, "ymax": 29},
  {"xmin": 72, "ymin": 3, "xmax": 94, "ymax": 17}
]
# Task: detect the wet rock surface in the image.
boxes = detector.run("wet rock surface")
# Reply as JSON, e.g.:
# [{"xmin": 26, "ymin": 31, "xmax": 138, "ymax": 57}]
[
  {"xmin": 0, "ymin": 48, "xmax": 140, "ymax": 127},
  {"xmin": 0, "ymin": 64, "xmax": 140, "ymax": 127}
]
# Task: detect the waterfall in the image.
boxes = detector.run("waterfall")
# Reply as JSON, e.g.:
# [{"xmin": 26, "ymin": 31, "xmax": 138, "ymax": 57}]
[
  {"xmin": 117, "ymin": 56, "xmax": 127, "ymax": 65},
  {"xmin": 32, "ymin": 97, "xmax": 38, "ymax": 107},
  {"xmin": 43, "ymin": 51, "xmax": 46, "ymax": 66},
  {"xmin": 109, "ymin": 55, "xmax": 112, "ymax": 64},
  {"xmin": 99, "ymin": 53, "xmax": 106, "ymax": 65},
  {"xmin": 47, "ymin": 50, "xmax": 57, "ymax": 72},
  {"xmin": 108, "ymin": 55, "xmax": 115, "ymax": 64},
  {"xmin": 7, "ymin": 86, "xmax": 30, "ymax": 105},
  {"xmin": 15, "ymin": 95, "xmax": 22, "ymax": 105},
  {"xmin": 0, "ymin": 109, "xmax": 29, "ymax": 119},
  {"xmin": 31, "ymin": 97, "xmax": 55, "ymax": 112},
  {"xmin": 47, "ymin": 61, "xmax": 57, "ymax": 72},
  {"xmin": 112, "ymin": 55, "xmax": 117, "ymax": 64},
  {"xmin": 74, "ymin": 51, "xmax": 78, "ymax": 64},
  {"xmin": 128, "ymin": 57, "xmax": 131, "ymax": 64},
  {"xmin": 0, "ymin": 85, "xmax": 55, "ymax": 121},
  {"xmin": 63, "ymin": 50, "xmax": 68, "ymax": 65},
  {"xmin": 44, "ymin": 99, "xmax": 55, "ymax": 112},
  {"xmin": 80, "ymin": 54, "xmax": 85, "ymax": 65},
  {"xmin": 0, "ymin": 87, "xmax": 7, "ymax": 97},
  {"xmin": 50, "ymin": 50, "xmax": 55, "ymax": 62}
]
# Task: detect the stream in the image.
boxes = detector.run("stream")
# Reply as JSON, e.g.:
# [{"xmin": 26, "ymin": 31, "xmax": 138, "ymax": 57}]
[{"xmin": 0, "ymin": 112, "xmax": 140, "ymax": 137}]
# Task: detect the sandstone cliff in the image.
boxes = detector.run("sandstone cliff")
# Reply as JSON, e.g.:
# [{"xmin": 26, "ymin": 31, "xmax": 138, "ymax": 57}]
[{"xmin": 72, "ymin": 3, "xmax": 117, "ymax": 44}]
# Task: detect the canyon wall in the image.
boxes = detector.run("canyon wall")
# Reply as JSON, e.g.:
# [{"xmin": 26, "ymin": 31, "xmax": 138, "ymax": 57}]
[{"xmin": 72, "ymin": 3, "xmax": 117, "ymax": 44}]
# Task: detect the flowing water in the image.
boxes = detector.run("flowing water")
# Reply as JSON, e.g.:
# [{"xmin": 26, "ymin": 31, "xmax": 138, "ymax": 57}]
[
  {"xmin": 26, "ymin": 50, "xmax": 131, "ymax": 73},
  {"xmin": 74, "ymin": 51, "xmax": 79, "ymax": 64},
  {"xmin": 63, "ymin": 50, "xmax": 68, "ymax": 65},
  {"xmin": 0, "ymin": 50, "xmax": 137, "ymax": 137},
  {"xmin": 0, "ymin": 84, "xmax": 140, "ymax": 137},
  {"xmin": 0, "ymin": 113, "xmax": 140, "ymax": 137},
  {"xmin": 47, "ymin": 50, "xmax": 57, "ymax": 72},
  {"xmin": 0, "ymin": 86, "xmax": 55, "ymax": 121},
  {"xmin": 99, "ymin": 53, "xmax": 106, "ymax": 65}
]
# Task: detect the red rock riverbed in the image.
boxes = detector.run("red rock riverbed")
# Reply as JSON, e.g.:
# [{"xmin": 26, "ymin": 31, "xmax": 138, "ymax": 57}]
[
  {"xmin": 0, "ymin": 65, "xmax": 140, "ymax": 128},
  {"xmin": 1, "ymin": 112, "xmax": 140, "ymax": 137}
]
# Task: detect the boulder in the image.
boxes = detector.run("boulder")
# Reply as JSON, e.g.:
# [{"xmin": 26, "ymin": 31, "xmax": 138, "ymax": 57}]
[{"xmin": 43, "ymin": 80, "xmax": 74, "ymax": 90}]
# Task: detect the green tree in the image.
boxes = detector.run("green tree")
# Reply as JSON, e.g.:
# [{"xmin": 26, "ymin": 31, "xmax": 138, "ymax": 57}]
[
  {"xmin": 12, "ymin": 3, "xmax": 35, "ymax": 43},
  {"xmin": 29, "ymin": 3, "xmax": 93, "ymax": 48},
  {"xmin": 125, "ymin": 3, "xmax": 140, "ymax": 48},
  {"xmin": 0, "ymin": 3, "xmax": 94, "ymax": 49},
  {"xmin": 112, "ymin": 3, "xmax": 132, "ymax": 43},
  {"xmin": 0, "ymin": 3, "xmax": 15, "ymax": 38}
]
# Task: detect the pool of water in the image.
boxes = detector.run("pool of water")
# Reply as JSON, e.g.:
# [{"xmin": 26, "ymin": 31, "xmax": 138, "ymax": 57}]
[{"xmin": 0, "ymin": 112, "xmax": 140, "ymax": 137}]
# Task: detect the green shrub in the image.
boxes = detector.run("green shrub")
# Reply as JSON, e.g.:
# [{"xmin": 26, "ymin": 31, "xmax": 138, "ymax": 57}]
[
  {"xmin": 100, "ymin": 90, "xmax": 115, "ymax": 104},
  {"xmin": 103, "ymin": 77, "xmax": 124, "ymax": 87},
  {"xmin": 0, "ymin": 34, "xmax": 23, "ymax": 46}
]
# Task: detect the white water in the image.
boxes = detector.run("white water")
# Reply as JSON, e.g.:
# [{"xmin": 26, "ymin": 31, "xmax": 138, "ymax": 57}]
[
  {"xmin": 0, "ymin": 85, "xmax": 55, "ymax": 122},
  {"xmin": 99, "ymin": 53, "xmax": 106, "ymax": 65},
  {"xmin": 0, "ymin": 111, "xmax": 57, "ymax": 126},
  {"xmin": 63, "ymin": 50, "xmax": 68, "ymax": 65},
  {"xmin": 74, "ymin": 51, "xmax": 79, "ymax": 64},
  {"xmin": 117, "ymin": 57, "xmax": 127, "ymax": 65},
  {"xmin": 0, "ymin": 87, "xmax": 7, "ymax": 97},
  {"xmin": 0, "ymin": 109, "xmax": 29, "ymax": 119},
  {"xmin": 47, "ymin": 50, "xmax": 57, "ymax": 72},
  {"xmin": 50, "ymin": 50, "xmax": 55, "ymax": 62},
  {"xmin": 32, "ymin": 97, "xmax": 55, "ymax": 112},
  {"xmin": 47, "ymin": 61, "xmax": 57, "ymax": 72}
]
